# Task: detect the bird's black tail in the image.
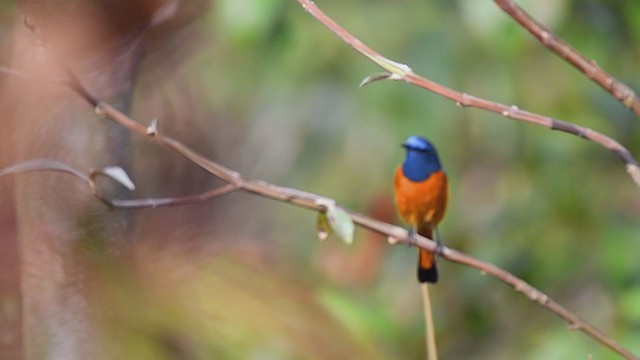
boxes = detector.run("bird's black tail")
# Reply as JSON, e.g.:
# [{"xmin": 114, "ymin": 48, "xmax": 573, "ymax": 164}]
[{"xmin": 417, "ymin": 227, "xmax": 438, "ymax": 283}]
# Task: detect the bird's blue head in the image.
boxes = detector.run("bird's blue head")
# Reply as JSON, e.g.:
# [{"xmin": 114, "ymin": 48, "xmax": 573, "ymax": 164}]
[{"xmin": 401, "ymin": 135, "xmax": 443, "ymax": 182}]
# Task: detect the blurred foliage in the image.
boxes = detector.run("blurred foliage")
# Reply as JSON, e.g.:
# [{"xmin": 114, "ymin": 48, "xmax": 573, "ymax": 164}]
[{"xmin": 2, "ymin": 0, "xmax": 640, "ymax": 358}]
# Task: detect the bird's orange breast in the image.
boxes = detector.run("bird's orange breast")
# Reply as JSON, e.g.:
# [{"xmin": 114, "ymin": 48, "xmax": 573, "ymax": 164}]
[{"xmin": 394, "ymin": 165, "xmax": 448, "ymax": 228}]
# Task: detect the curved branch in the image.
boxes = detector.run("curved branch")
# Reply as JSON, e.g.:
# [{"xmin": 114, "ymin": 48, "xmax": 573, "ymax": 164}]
[
  {"xmin": 5, "ymin": 12, "xmax": 637, "ymax": 360},
  {"xmin": 70, "ymin": 83, "xmax": 640, "ymax": 360},
  {"xmin": 0, "ymin": 158, "xmax": 238, "ymax": 210},
  {"xmin": 297, "ymin": 0, "xmax": 640, "ymax": 189},
  {"xmin": 493, "ymin": 0, "xmax": 640, "ymax": 117},
  {"xmin": 94, "ymin": 183, "xmax": 239, "ymax": 209},
  {"xmin": 0, "ymin": 99, "xmax": 636, "ymax": 359}
]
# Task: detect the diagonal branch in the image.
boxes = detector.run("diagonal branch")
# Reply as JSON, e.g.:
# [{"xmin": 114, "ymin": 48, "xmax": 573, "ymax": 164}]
[
  {"xmin": 4, "ymin": 11, "xmax": 637, "ymax": 360},
  {"xmin": 1, "ymin": 89, "xmax": 637, "ymax": 359},
  {"xmin": 297, "ymin": 0, "xmax": 640, "ymax": 189},
  {"xmin": 78, "ymin": 104, "xmax": 640, "ymax": 360},
  {"xmin": 28, "ymin": 70, "xmax": 640, "ymax": 360},
  {"xmin": 493, "ymin": 0, "xmax": 640, "ymax": 118}
]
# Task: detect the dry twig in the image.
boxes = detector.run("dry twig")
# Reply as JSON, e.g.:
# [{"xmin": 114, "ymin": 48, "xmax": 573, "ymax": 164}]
[
  {"xmin": 297, "ymin": 0, "xmax": 640, "ymax": 189},
  {"xmin": 0, "ymin": 7, "xmax": 636, "ymax": 360},
  {"xmin": 493, "ymin": 0, "xmax": 640, "ymax": 117}
]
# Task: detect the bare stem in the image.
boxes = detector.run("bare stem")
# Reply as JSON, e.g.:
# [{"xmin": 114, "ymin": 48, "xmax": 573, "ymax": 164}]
[
  {"xmin": 94, "ymin": 184, "xmax": 238, "ymax": 210},
  {"xmin": 296, "ymin": 0, "xmax": 640, "ymax": 189},
  {"xmin": 3, "ymin": 10, "xmax": 637, "ymax": 359},
  {"xmin": 88, "ymin": 85, "xmax": 640, "ymax": 360},
  {"xmin": 493, "ymin": 0, "xmax": 640, "ymax": 117}
]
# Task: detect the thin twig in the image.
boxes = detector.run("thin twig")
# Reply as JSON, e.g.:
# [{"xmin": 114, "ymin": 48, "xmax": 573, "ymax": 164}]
[
  {"xmin": 93, "ymin": 183, "xmax": 239, "ymax": 210},
  {"xmin": 294, "ymin": 1, "xmax": 637, "ymax": 358},
  {"xmin": 4, "ymin": 140, "xmax": 631, "ymax": 360},
  {"xmin": 297, "ymin": 0, "xmax": 640, "ymax": 189},
  {"xmin": 493, "ymin": 0, "xmax": 640, "ymax": 117},
  {"xmin": 75, "ymin": 85, "xmax": 640, "ymax": 360},
  {"xmin": 0, "ymin": 158, "xmax": 238, "ymax": 210},
  {"xmin": 5, "ymin": 12, "xmax": 637, "ymax": 360}
]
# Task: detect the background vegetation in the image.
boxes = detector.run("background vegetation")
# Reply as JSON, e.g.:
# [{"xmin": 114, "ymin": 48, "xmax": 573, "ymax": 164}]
[{"xmin": 1, "ymin": 0, "xmax": 639, "ymax": 358}]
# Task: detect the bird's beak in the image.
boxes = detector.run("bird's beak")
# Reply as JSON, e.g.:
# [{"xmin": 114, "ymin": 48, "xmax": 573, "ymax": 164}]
[{"xmin": 401, "ymin": 143, "xmax": 408, "ymax": 148}]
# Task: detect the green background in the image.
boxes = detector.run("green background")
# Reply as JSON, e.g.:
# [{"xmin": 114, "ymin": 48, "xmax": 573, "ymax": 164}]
[{"xmin": 3, "ymin": 0, "xmax": 640, "ymax": 358}]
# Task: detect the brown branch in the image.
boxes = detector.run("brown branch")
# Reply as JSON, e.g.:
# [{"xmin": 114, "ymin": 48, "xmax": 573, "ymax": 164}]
[
  {"xmin": 0, "ymin": 158, "xmax": 238, "ymax": 210},
  {"xmin": 50, "ymin": 79, "xmax": 640, "ymax": 360},
  {"xmin": 297, "ymin": 0, "xmax": 640, "ymax": 190},
  {"xmin": 6, "ymin": 11, "xmax": 637, "ymax": 360},
  {"xmin": 106, "ymin": 105, "xmax": 639, "ymax": 359},
  {"xmin": 493, "ymin": 0, "xmax": 640, "ymax": 117},
  {"xmin": 93, "ymin": 183, "xmax": 239, "ymax": 210},
  {"xmin": 292, "ymin": 1, "xmax": 637, "ymax": 358},
  {"xmin": 1, "ymin": 92, "xmax": 637, "ymax": 359},
  {"xmin": 3, "ymin": 73, "xmax": 636, "ymax": 360}
]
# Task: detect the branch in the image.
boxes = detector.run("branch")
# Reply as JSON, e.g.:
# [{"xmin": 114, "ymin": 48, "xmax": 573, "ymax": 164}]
[
  {"xmin": 101, "ymin": 184, "xmax": 238, "ymax": 209},
  {"xmin": 297, "ymin": 0, "xmax": 640, "ymax": 190},
  {"xmin": 0, "ymin": 159, "xmax": 238, "ymax": 210},
  {"xmin": 5, "ymin": 11, "xmax": 637, "ymax": 360},
  {"xmin": 91, "ymin": 182, "xmax": 238, "ymax": 210},
  {"xmin": 493, "ymin": 0, "xmax": 640, "ymax": 118},
  {"xmin": 4, "ymin": 78, "xmax": 637, "ymax": 360},
  {"xmin": 21, "ymin": 78, "xmax": 637, "ymax": 360}
]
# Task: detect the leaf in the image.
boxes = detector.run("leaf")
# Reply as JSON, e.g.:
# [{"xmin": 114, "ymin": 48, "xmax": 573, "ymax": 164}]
[
  {"xmin": 91, "ymin": 166, "xmax": 136, "ymax": 191},
  {"xmin": 359, "ymin": 72, "xmax": 392, "ymax": 88},
  {"xmin": 315, "ymin": 199, "xmax": 355, "ymax": 245},
  {"xmin": 327, "ymin": 206, "xmax": 355, "ymax": 245},
  {"xmin": 0, "ymin": 158, "xmax": 89, "ymax": 183},
  {"xmin": 316, "ymin": 212, "xmax": 330, "ymax": 241}
]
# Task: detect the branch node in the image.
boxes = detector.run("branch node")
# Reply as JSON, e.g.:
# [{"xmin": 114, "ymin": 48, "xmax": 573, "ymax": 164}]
[
  {"xmin": 539, "ymin": 30, "xmax": 552, "ymax": 45},
  {"xmin": 387, "ymin": 236, "xmax": 399, "ymax": 244},
  {"xmin": 315, "ymin": 198, "xmax": 336, "ymax": 212},
  {"xmin": 146, "ymin": 118, "xmax": 159, "ymax": 136},
  {"xmin": 94, "ymin": 103, "xmax": 106, "ymax": 117},
  {"xmin": 623, "ymin": 91, "xmax": 637, "ymax": 109},
  {"xmin": 456, "ymin": 93, "xmax": 470, "ymax": 108},
  {"xmin": 537, "ymin": 293, "xmax": 550, "ymax": 305},
  {"xmin": 569, "ymin": 323, "xmax": 581, "ymax": 331},
  {"xmin": 501, "ymin": 105, "xmax": 519, "ymax": 118}
]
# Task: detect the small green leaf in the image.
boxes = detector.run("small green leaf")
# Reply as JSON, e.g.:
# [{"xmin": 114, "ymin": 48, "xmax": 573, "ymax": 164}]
[
  {"xmin": 316, "ymin": 212, "xmax": 330, "ymax": 241},
  {"xmin": 359, "ymin": 72, "xmax": 392, "ymax": 88},
  {"xmin": 315, "ymin": 199, "xmax": 355, "ymax": 245},
  {"xmin": 326, "ymin": 206, "xmax": 355, "ymax": 245}
]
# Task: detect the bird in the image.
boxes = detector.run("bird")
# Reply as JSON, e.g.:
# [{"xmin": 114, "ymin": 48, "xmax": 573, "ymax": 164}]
[{"xmin": 394, "ymin": 135, "xmax": 449, "ymax": 283}]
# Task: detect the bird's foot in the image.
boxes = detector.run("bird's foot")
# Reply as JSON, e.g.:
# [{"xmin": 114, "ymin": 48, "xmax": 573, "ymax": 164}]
[
  {"xmin": 406, "ymin": 227, "xmax": 416, "ymax": 246},
  {"xmin": 435, "ymin": 239, "xmax": 444, "ymax": 257}
]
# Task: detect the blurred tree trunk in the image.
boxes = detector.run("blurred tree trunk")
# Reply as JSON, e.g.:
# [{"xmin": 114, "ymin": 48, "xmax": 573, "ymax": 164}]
[{"xmin": 4, "ymin": 1, "xmax": 167, "ymax": 358}]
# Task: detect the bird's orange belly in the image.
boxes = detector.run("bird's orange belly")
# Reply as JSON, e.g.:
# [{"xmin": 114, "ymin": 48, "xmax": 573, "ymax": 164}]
[{"xmin": 394, "ymin": 167, "xmax": 448, "ymax": 228}]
